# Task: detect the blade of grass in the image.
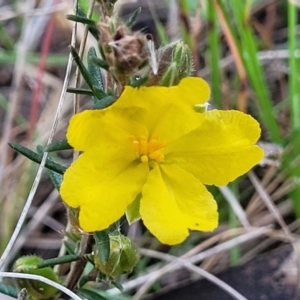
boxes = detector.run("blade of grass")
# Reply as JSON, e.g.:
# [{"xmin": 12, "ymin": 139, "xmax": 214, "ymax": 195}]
[
  {"xmin": 218, "ymin": 0, "xmax": 281, "ymax": 143},
  {"xmin": 207, "ymin": 1, "xmax": 222, "ymax": 108},
  {"xmin": 287, "ymin": 1, "xmax": 300, "ymax": 219},
  {"xmin": 288, "ymin": 0, "xmax": 300, "ymax": 130}
]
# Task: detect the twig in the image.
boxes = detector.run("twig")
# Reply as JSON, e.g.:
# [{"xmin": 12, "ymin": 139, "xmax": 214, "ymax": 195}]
[
  {"xmin": 135, "ymin": 249, "xmax": 248, "ymax": 300},
  {"xmin": 107, "ymin": 226, "xmax": 270, "ymax": 295}
]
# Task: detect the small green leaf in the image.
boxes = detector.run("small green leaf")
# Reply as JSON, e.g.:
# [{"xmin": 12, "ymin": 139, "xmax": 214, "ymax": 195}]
[
  {"xmin": 77, "ymin": 288, "xmax": 107, "ymax": 300},
  {"xmin": 66, "ymin": 14, "xmax": 97, "ymax": 27},
  {"xmin": 0, "ymin": 282, "xmax": 18, "ymax": 298},
  {"xmin": 71, "ymin": 46, "xmax": 107, "ymax": 101},
  {"xmin": 93, "ymin": 85, "xmax": 107, "ymax": 100},
  {"xmin": 126, "ymin": 7, "xmax": 142, "ymax": 28},
  {"xmin": 8, "ymin": 143, "xmax": 66, "ymax": 174},
  {"xmin": 89, "ymin": 56, "xmax": 109, "ymax": 71},
  {"xmin": 78, "ymin": 275, "xmax": 90, "ymax": 288},
  {"xmin": 111, "ymin": 280, "xmax": 124, "ymax": 292},
  {"xmin": 92, "ymin": 95, "xmax": 117, "ymax": 109},
  {"xmin": 70, "ymin": 46, "xmax": 95, "ymax": 90},
  {"xmin": 88, "ymin": 47, "xmax": 105, "ymax": 92},
  {"xmin": 129, "ymin": 76, "xmax": 149, "ymax": 87},
  {"xmin": 67, "ymin": 88, "xmax": 94, "ymax": 96},
  {"xmin": 45, "ymin": 140, "xmax": 73, "ymax": 152},
  {"xmin": 94, "ymin": 231, "xmax": 110, "ymax": 264},
  {"xmin": 64, "ymin": 241, "xmax": 76, "ymax": 255},
  {"xmin": 66, "ymin": 12, "xmax": 99, "ymax": 40},
  {"xmin": 48, "ymin": 170, "xmax": 63, "ymax": 190},
  {"xmin": 35, "ymin": 255, "xmax": 81, "ymax": 269}
]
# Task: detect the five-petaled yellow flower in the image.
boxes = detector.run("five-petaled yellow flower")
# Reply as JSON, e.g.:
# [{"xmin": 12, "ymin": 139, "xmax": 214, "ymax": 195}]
[{"xmin": 60, "ymin": 77, "xmax": 263, "ymax": 245}]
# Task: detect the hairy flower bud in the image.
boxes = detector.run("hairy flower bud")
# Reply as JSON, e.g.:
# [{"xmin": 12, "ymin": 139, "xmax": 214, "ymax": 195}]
[
  {"xmin": 94, "ymin": 234, "xmax": 139, "ymax": 279},
  {"xmin": 147, "ymin": 40, "xmax": 193, "ymax": 86},
  {"xmin": 13, "ymin": 256, "xmax": 60, "ymax": 300}
]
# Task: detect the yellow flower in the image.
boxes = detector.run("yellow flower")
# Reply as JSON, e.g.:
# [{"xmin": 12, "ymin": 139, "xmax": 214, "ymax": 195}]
[{"xmin": 60, "ymin": 77, "xmax": 263, "ymax": 245}]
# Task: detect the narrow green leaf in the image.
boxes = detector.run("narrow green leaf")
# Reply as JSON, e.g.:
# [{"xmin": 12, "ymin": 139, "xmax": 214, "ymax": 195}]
[
  {"xmin": 44, "ymin": 140, "xmax": 72, "ymax": 152},
  {"xmin": 70, "ymin": 46, "xmax": 95, "ymax": 91},
  {"xmin": 48, "ymin": 170, "xmax": 63, "ymax": 190},
  {"xmin": 66, "ymin": 14, "xmax": 100, "ymax": 40},
  {"xmin": 88, "ymin": 47, "xmax": 105, "ymax": 92},
  {"xmin": 66, "ymin": 14, "xmax": 97, "ymax": 27},
  {"xmin": 93, "ymin": 85, "xmax": 107, "ymax": 100},
  {"xmin": 8, "ymin": 143, "xmax": 66, "ymax": 174},
  {"xmin": 126, "ymin": 7, "xmax": 142, "ymax": 28},
  {"xmin": 77, "ymin": 288, "xmax": 107, "ymax": 300},
  {"xmin": 70, "ymin": 47, "xmax": 105, "ymax": 100},
  {"xmin": 94, "ymin": 231, "xmax": 110, "ymax": 264},
  {"xmin": 92, "ymin": 95, "xmax": 117, "ymax": 109},
  {"xmin": 129, "ymin": 76, "xmax": 149, "ymax": 88},
  {"xmin": 36, "ymin": 146, "xmax": 64, "ymax": 190},
  {"xmin": 111, "ymin": 280, "xmax": 124, "ymax": 291},
  {"xmin": 35, "ymin": 255, "xmax": 81, "ymax": 269},
  {"xmin": 64, "ymin": 241, "xmax": 76, "ymax": 255},
  {"xmin": 88, "ymin": 56, "xmax": 109, "ymax": 71},
  {"xmin": 0, "ymin": 282, "xmax": 18, "ymax": 298},
  {"xmin": 78, "ymin": 275, "xmax": 90, "ymax": 288},
  {"xmin": 67, "ymin": 88, "xmax": 94, "ymax": 96}
]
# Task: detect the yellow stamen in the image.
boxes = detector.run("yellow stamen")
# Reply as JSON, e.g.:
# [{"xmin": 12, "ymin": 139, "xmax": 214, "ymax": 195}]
[{"xmin": 130, "ymin": 134, "xmax": 166, "ymax": 163}]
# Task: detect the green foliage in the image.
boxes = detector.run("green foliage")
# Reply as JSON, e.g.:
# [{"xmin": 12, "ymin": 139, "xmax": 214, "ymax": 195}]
[{"xmin": 0, "ymin": 282, "xmax": 18, "ymax": 299}]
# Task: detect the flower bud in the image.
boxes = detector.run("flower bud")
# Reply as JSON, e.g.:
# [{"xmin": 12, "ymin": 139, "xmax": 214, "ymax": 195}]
[
  {"xmin": 147, "ymin": 40, "xmax": 193, "ymax": 86},
  {"xmin": 13, "ymin": 255, "xmax": 60, "ymax": 299},
  {"xmin": 94, "ymin": 234, "xmax": 139, "ymax": 279}
]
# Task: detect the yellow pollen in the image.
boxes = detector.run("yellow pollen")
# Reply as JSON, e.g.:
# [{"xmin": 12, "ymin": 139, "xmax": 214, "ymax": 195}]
[{"xmin": 130, "ymin": 134, "xmax": 166, "ymax": 163}]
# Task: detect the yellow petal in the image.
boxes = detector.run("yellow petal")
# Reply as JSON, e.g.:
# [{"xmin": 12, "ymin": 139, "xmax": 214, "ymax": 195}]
[
  {"xmin": 140, "ymin": 164, "xmax": 218, "ymax": 245},
  {"xmin": 60, "ymin": 147, "xmax": 148, "ymax": 232},
  {"xmin": 115, "ymin": 77, "xmax": 210, "ymax": 110},
  {"xmin": 67, "ymin": 109, "xmax": 147, "ymax": 152},
  {"xmin": 111, "ymin": 77, "xmax": 209, "ymax": 143},
  {"xmin": 165, "ymin": 110, "xmax": 264, "ymax": 186}
]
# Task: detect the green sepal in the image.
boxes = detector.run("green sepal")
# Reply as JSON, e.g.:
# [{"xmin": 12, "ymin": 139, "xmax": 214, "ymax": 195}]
[
  {"xmin": 129, "ymin": 76, "xmax": 149, "ymax": 88},
  {"xmin": 35, "ymin": 254, "xmax": 81, "ymax": 269},
  {"xmin": 8, "ymin": 143, "xmax": 66, "ymax": 174},
  {"xmin": 77, "ymin": 288, "xmax": 107, "ymax": 300},
  {"xmin": 94, "ymin": 231, "xmax": 110, "ymax": 264},
  {"xmin": 126, "ymin": 194, "xmax": 141, "ymax": 224},
  {"xmin": 0, "ymin": 282, "xmax": 18, "ymax": 299},
  {"xmin": 92, "ymin": 95, "xmax": 117, "ymax": 109},
  {"xmin": 159, "ymin": 63, "xmax": 177, "ymax": 86},
  {"xmin": 126, "ymin": 7, "xmax": 142, "ymax": 28},
  {"xmin": 44, "ymin": 139, "xmax": 72, "ymax": 152},
  {"xmin": 67, "ymin": 87, "xmax": 94, "ymax": 96}
]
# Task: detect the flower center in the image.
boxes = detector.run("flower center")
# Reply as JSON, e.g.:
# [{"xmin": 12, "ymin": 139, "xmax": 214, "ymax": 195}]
[{"xmin": 130, "ymin": 134, "xmax": 166, "ymax": 163}]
